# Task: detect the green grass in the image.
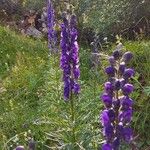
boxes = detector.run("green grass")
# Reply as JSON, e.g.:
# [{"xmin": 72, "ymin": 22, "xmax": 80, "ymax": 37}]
[{"xmin": 0, "ymin": 26, "xmax": 150, "ymax": 149}]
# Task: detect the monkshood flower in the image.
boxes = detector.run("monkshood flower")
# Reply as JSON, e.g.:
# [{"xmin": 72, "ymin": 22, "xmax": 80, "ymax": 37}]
[
  {"xmin": 60, "ymin": 14, "xmax": 80, "ymax": 100},
  {"xmin": 100, "ymin": 44, "xmax": 134, "ymax": 150},
  {"xmin": 47, "ymin": 0, "xmax": 57, "ymax": 52}
]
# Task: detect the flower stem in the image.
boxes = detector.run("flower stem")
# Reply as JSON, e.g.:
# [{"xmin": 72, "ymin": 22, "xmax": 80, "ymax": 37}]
[{"xmin": 70, "ymin": 91, "xmax": 76, "ymax": 145}]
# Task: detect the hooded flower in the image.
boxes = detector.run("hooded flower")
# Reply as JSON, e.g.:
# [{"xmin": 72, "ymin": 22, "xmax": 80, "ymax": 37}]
[
  {"xmin": 60, "ymin": 14, "xmax": 80, "ymax": 100},
  {"xmin": 100, "ymin": 44, "xmax": 134, "ymax": 149}
]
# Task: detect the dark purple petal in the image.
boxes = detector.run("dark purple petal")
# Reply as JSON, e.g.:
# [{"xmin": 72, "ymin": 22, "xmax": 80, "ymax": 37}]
[
  {"xmin": 109, "ymin": 56, "xmax": 115, "ymax": 66},
  {"xmin": 122, "ymin": 51, "xmax": 133, "ymax": 63},
  {"xmin": 122, "ymin": 84, "xmax": 134, "ymax": 95},
  {"xmin": 73, "ymin": 82, "xmax": 80, "ymax": 94},
  {"xmin": 119, "ymin": 78, "xmax": 126, "ymax": 88},
  {"xmin": 102, "ymin": 143, "xmax": 112, "ymax": 150},
  {"xmin": 64, "ymin": 79, "xmax": 70, "ymax": 100},
  {"xmin": 104, "ymin": 82, "xmax": 114, "ymax": 94},
  {"xmin": 119, "ymin": 109, "xmax": 132, "ymax": 124},
  {"xmin": 103, "ymin": 124, "xmax": 114, "ymax": 139},
  {"xmin": 112, "ymin": 137, "xmax": 120, "ymax": 150},
  {"xmin": 73, "ymin": 67, "xmax": 80, "ymax": 79},
  {"xmin": 116, "ymin": 123, "xmax": 124, "ymax": 138},
  {"xmin": 119, "ymin": 62, "xmax": 125, "ymax": 75},
  {"xmin": 107, "ymin": 109, "xmax": 115, "ymax": 122},
  {"xmin": 121, "ymin": 96, "xmax": 133, "ymax": 110},
  {"xmin": 101, "ymin": 110, "xmax": 111, "ymax": 126},
  {"xmin": 113, "ymin": 99, "xmax": 120, "ymax": 110},
  {"xmin": 114, "ymin": 79, "xmax": 121, "ymax": 91},
  {"xmin": 105, "ymin": 66, "xmax": 116, "ymax": 77},
  {"xmin": 101, "ymin": 93, "xmax": 112, "ymax": 108},
  {"xmin": 123, "ymin": 68, "xmax": 135, "ymax": 79},
  {"xmin": 113, "ymin": 50, "xmax": 121, "ymax": 60},
  {"xmin": 123, "ymin": 127, "xmax": 132, "ymax": 143}
]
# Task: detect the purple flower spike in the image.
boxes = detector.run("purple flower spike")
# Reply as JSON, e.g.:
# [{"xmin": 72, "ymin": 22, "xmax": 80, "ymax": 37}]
[
  {"xmin": 100, "ymin": 44, "xmax": 134, "ymax": 149},
  {"xmin": 102, "ymin": 143, "xmax": 113, "ymax": 150},
  {"xmin": 60, "ymin": 14, "xmax": 80, "ymax": 100},
  {"xmin": 47, "ymin": 0, "xmax": 57, "ymax": 52},
  {"xmin": 122, "ymin": 84, "xmax": 134, "ymax": 95},
  {"xmin": 16, "ymin": 146, "xmax": 25, "ymax": 150},
  {"xmin": 122, "ymin": 51, "xmax": 133, "ymax": 63}
]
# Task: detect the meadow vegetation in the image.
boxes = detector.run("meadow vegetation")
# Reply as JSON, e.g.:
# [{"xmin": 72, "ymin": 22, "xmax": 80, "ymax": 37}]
[{"xmin": 0, "ymin": 26, "xmax": 150, "ymax": 149}]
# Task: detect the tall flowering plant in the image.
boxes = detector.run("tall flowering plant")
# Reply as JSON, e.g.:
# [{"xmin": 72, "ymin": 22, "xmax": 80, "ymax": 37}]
[
  {"xmin": 100, "ymin": 44, "xmax": 134, "ymax": 150},
  {"xmin": 47, "ymin": 0, "xmax": 57, "ymax": 52},
  {"xmin": 60, "ymin": 13, "xmax": 80, "ymax": 100}
]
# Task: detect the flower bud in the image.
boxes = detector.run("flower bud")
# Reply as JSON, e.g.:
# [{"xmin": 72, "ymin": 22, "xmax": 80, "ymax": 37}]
[
  {"xmin": 122, "ymin": 51, "xmax": 133, "ymax": 63},
  {"xmin": 109, "ymin": 56, "xmax": 115, "ymax": 66}
]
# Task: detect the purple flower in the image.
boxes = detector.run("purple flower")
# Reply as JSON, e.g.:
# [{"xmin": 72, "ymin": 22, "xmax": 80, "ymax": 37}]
[
  {"xmin": 122, "ymin": 84, "xmax": 134, "ymax": 95},
  {"xmin": 122, "ymin": 52, "xmax": 133, "ymax": 63},
  {"xmin": 104, "ymin": 82, "xmax": 114, "ymax": 94},
  {"xmin": 112, "ymin": 137, "xmax": 120, "ymax": 150},
  {"xmin": 47, "ymin": 0, "xmax": 57, "ymax": 52},
  {"xmin": 116, "ymin": 123, "xmax": 124, "ymax": 138},
  {"xmin": 113, "ymin": 99, "xmax": 120, "ymax": 109},
  {"xmin": 73, "ymin": 83, "xmax": 80, "ymax": 94},
  {"xmin": 105, "ymin": 66, "xmax": 116, "ymax": 76},
  {"xmin": 101, "ymin": 93, "xmax": 112, "ymax": 108},
  {"xmin": 123, "ymin": 127, "xmax": 132, "ymax": 143},
  {"xmin": 119, "ymin": 62, "xmax": 125, "ymax": 75},
  {"xmin": 16, "ymin": 146, "xmax": 25, "ymax": 150},
  {"xmin": 114, "ymin": 79, "xmax": 121, "ymax": 91},
  {"xmin": 102, "ymin": 143, "xmax": 113, "ymax": 150},
  {"xmin": 123, "ymin": 68, "xmax": 135, "ymax": 79},
  {"xmin": 109, "ymin": 56, "xmax": 115, "ymax": 66},
  {"xmin": 100, "ymin": 44, "xmax": 134, "ymax": 149},
  {"xmin": 101, "ymin": 109, "xmax": 115, "ymax": 126},
  {"xmin": 60, "ymin": 14, "xmax": 80, "ymax": 100},
  {"xmin": 103, "ymin": 124, "xmax": 114, "ymax": 139},
  {"xmin": 101, "ymin": 110, "xmax": 111, "ymax": 126},
  {"xmin": 119, "ymin": 109, "xmax": 133, "ymax": 124},
  {"xmin": 113, "ymin": 50, "xmax": 121, "ymax": 60},
  {"xmin": 121, "ymin": 96, "xmax": 133, "ymax": 110}
]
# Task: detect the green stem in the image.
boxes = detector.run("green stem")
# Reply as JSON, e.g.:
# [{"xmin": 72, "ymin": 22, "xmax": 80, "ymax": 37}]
[{"xmin": 70, "ymin": 91, "xmax": 76, "ymax": 145}]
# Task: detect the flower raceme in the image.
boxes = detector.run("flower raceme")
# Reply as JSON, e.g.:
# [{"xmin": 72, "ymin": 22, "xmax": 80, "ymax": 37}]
[
  {"xmin": 60, "ymin": 14, "xmax": 80, "ymax": 100},
  {"xmin": 47, "ymin": 0, "xmax": 57, "ymax": 52},
  {"xmin": 100, "ymin": 45, "xmax": 134, "ymax": 150}
]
